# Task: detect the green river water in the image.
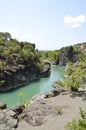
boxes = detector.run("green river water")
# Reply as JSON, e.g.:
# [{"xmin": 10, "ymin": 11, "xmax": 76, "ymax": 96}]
[{"xmin": 0, "ymin": 65, "xmax": 65, "ymax": 108}]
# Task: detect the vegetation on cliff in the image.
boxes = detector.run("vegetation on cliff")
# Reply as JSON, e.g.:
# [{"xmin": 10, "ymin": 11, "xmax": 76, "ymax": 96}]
[
  {"xmin": 58, "ymin": 60, "xmax": 86, "ymax": 91},
  {"xmin": 41, "ymin": 42, "xmax": 86, "ymax": 65},
  {"xmin": 0, "ymin": 32, "xmax": 44, "ymax": 91},
  {"xmin": 0, "ymin": 31, "xmax": 86, "ymax": 92},
  {"xmin": 55, "ymin": 43, "xmax": 86, "ymax": 91},
  {"xmin": 40, "ymin": 50, "xmax": 61, "ymax": 64},
  {"xmin": 40, "ymin": 45, "xmax": 76, "ymax": 65}
]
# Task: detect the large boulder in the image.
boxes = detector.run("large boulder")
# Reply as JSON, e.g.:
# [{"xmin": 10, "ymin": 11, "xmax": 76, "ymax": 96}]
[
  {"xmin": 0, "ymin": 112, "xmax": 5, "ymax": 124},
  {"xmin": 40, "ymin": 64, "xmax": 51, "ymax": 77},
  {"xmin": 11, "ymin": 104, "xmax": 25, "ymax": 115},
  {"xmin": 5, "ymin": 118, "xmax": 18, "ymax": 129},
  {"xmin": 0, "ymin": 109, "xmax": 18, "ymax": 130},
  {"xmin": 43, "ymin": 90, "xmax": 60, "ymax": 98},
  {"xmin": 0, "ymin": 102, "xmax": 7, "ymax": 110},
  {"xmin": 5, "ymin": 110, "xmax": 16, "ymax": 118},
  {"xmin": 20, "ymin": 100, "xmax": 58, "ymax": 126},
  {"xmin": 30, "ymin": 93, "xmax": 45, "ymax": 104}
]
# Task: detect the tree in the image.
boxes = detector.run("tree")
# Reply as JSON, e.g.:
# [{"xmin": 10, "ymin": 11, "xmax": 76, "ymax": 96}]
[
  {"xmin": 0, "ymin": 32, "xmax": 11, "ymax": 41},
  {"xmin": 65, "ymin": 46, "xmax": 74, "ymax": 60}
]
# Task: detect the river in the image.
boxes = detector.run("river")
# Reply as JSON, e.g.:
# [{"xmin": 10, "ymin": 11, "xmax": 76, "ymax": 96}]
[{"xmin": 0, "ymin": 65, "xmax": 65, "ymax": 108}]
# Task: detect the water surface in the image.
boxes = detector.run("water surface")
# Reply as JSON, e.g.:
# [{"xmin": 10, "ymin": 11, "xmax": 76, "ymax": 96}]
[{"xmin": 0, "ymin": 65, "xmax": 65, "ymax": 108}]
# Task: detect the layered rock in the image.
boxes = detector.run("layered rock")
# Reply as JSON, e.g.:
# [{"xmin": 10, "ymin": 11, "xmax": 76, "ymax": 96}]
[
  {"xmin": 0, "ymin": 63, "xmax": 51, "ymax": 92},
  {"xmin": 58, "ymin": 46, "xmax": 77, "ymax": 65},
  {"xmin": 0, "ymin": 109, "xmax": 18, "ymax": 130},
  {"xmin": 40, "ymin": 64, "xmax": 51, "ymax": 77},
  {"xmin": 0, "ymin": 89, "xmax": 63, "ymax": 129}
]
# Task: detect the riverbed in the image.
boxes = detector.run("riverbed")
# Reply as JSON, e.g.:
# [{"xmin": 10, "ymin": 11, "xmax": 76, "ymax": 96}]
[{"xmin": 0, "ymin": 65, "xmax": 65, "ymax": 108}]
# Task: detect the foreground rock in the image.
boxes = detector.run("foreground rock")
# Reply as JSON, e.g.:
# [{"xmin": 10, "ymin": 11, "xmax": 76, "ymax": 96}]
[
  {"xmin": 0, "ymin": 102, "xmax": 7, "ymax": 110},
  {"xmin": 30, "ymin": 89, "xmax": 60, "ymax": 103},
  {"xmin": 43, "ymin": 90, "xmax": 60, "ymax": 98},
  {"xmin": 11, "ymin": 104, "xmax": 25, "ymax": 116},
  {"xmin": 20, "ymin": 99, "xmax": 59, "ymax": 126},
  {"xmin": 0, "ymin": 104, "xmax": 25, "ymax": 130},
  {"xmin": 17, "ymin": 91, "xmax": 86, "ymax": 130},
  {"xmin": 1, "ymin": 89, "xmax": 86, "ymax": 130},
  {"xmin": 0, "ymin": 109, "xmax": 18, "ymax": 130},
  {"xmin": 18, "ymin": 89, "xmax": 63, "ymax": 127},
  {"xmin": 0, "ymin": 90, "xmax": 61, "ymax": 130}
]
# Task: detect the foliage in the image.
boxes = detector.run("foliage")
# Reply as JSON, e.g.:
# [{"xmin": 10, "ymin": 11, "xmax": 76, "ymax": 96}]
[
  {"xmin": 58, "ymin": 60, "xmax": 86, "ymax": 91},
  {"xmin": 65, "ymin": 46, "xmax": 74, "ymax": 59},
  {"xmin": 65, "ymin": 108, "xmax": 86, "ymax": 130},
  {"xmin": 0, "ymin": 32, "xmax": 86, "ymax": 91},
  {"xmin": 79, "ymin": 107, "xmax": 86, "ymax": 119},
  {"xmin": 18, "ymin": 92, "xmax": 30, "ymax": 108},
  {"xmin": 0, "ymin": 61, "xmax": 4, "ymax": 71},
  {"xmin": 40, "ymin": 50, "xmax": 60, "ymax": 64},
  {"xmin": 0, "ymin": 32, "xmax": 43, "ymax": 71},
  {"xmin": 0, "ymin": 80, "xmax": 5, "ymax": 86},
  {"xmin": 55, "ymin": 107, "xmax": 62, "ymax": 115},
  {"xmin": 0, "ymin": 32, "xmax": 11, "ymax": 41},
  {"xmin": 0, "ymin": 32, "xmax": 44, "ymax": 89},
  {"xmin": 18, "ymin": 92, "xmax": 25, "ymax": 104},
  {"xmin": 40, "ymin": 45, "xmax": 76, "ymax": 65}
]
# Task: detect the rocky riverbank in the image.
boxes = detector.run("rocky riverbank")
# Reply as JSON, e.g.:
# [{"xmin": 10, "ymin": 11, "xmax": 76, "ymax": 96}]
[
  {"xmin": 0, "ymin": 62, "xmax": 51, "ymax": 92},
  {"xmin": 0, "ymin": 89, "xmax": 86, "ymax": 130}
]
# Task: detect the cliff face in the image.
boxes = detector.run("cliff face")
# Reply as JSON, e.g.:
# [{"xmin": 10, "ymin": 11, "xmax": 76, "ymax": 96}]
[
  {"xmin": 41, "ymin": 43, "xmax": 86, "ymax": 66},
  {"xmin": 0, "ymin": 32, "xmax": 86, "ymax": 91},
  {"xmin": 0, "ymin": 32, "xmax": 51, "ymax": 92},
  {"xmin": 0, "ymin": 66, "xmax": 36, "ymax": 92},
  {"xmin": 0, "ymin": 60, "xmax": 51, "ymax": 92},
  {"xmin": 58, "ymin": 46, "xmax": 77, "ymax": 65},
  {"xmin": 57, "ymin": 43, "xmax": 86, "ymax": 65}
]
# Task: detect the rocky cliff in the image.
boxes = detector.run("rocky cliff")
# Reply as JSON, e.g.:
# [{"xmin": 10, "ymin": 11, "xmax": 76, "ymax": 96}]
[
  {"xmin": 0, "ymin": 32, "xmax": 51, "ymax": 92},
  {"xmin": 58, "ymin": 46, "xmax": 77, "ymax": 65},
  {"xmin": 0, "ymin": 62, "xmax": 51, "ymax": 92}
]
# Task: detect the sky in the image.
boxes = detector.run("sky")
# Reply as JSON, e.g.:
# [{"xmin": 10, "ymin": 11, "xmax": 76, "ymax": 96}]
[{"xmin": 0, "ymin": 0, "xmax": 86, "ymax": 50}]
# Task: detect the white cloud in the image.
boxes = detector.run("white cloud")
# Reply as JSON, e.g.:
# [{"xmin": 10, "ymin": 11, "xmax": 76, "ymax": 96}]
[
  {"xmin": 64, "ymin": 14, "xmax": 86, "ymax": 28},
  {"xmin": 71, "ymin": 23, "xmax": 80, "ymax": 28}
]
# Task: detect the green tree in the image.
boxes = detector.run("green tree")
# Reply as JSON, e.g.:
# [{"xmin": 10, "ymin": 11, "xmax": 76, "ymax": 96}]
[{"xmin": 0, "ymin": 32, "xmax": 11, "ymax": 41}]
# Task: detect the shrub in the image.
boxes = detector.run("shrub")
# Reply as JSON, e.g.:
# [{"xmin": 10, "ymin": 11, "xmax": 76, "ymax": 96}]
[
  {"xmin": 55, "ymin": 107, "xmax": 62, "ymax": 115},
  {"xmin": 65, "ymin": 108, "xmax": 86, "ymax": 130},
  {"xmin": 58, "ymin": 61, "xmax": 86, "ymax": 91},
  {"xmin": 18, "ymin": 92, "xmax": 30, "ymax": 108}
]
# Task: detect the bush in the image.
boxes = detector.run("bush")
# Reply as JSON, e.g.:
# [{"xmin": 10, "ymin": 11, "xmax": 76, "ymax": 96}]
[
  {"xmin": 65, "ymin": 108, "xmax": 86, "ymax": 130},
  {"xmin": 58, "ymin": 61, "xmax": 86, "ymax": 91}
]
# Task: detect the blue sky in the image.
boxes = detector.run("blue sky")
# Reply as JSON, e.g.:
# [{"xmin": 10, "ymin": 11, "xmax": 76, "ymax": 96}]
[{"xmin": 0, "ymin": 0, "xmax": 86, "ymax": 50}]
